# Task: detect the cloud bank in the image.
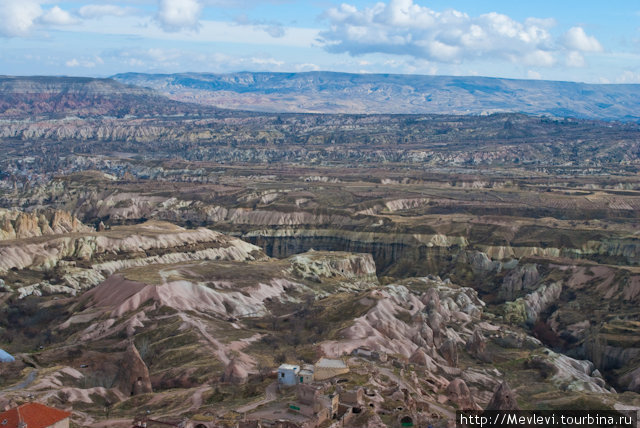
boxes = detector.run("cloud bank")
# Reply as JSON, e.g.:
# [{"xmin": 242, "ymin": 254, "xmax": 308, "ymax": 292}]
[
  {"xmin": 156, "ymin": 0, "xmax": 203, "ymax": 32},
  {"xmin": 0, "ymin": 0, "xmax": 44, "ymax": 37},
  {"xmin": 319, "ymin": 0, "xmax": 602, "ymax": 67}
]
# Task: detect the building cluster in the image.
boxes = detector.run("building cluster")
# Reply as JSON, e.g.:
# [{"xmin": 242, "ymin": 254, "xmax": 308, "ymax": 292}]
[
  {"xmin": 0, "ymin": 352, "xmax": 421, "ymax": 428},
  {"xmin": 276, "ymin": 358, "xmax": 350, "ymax": 386},
  {"xmin": 131, "ymin": 416, "xmax": 213, "ymax": 428},
  {"xmin": 237, "ymin": 383, "xmax": 365, "ymax": 428},
  {"xmin": 238, "ymin": 357, "xmax": 361, "ymax": 428}
]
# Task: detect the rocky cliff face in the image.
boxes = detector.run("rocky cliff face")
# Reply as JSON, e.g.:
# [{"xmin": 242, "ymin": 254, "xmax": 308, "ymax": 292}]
[
  {"xmin": 244, "ymin": 228, "xmax": 469, "ymax": 276},
  {"xmin": 500, "ymin": 264, "xmax": 540, "ymax": 301},
  {"xmin": 504, "ymin": 282, "xmax": 563, "ymax": 326},
  {"xmin": 288, "ymin": 250, "xmax": 378, "ymax": 284},
  {"xmin": 0, "ymin": 208, "xmax": 91, "ymax": 240}
]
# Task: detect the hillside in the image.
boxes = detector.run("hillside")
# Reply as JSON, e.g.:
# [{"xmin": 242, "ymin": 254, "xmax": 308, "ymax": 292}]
[{"xmin": 113, "ymin": 71, "xmax": 640, "ymax": 121}]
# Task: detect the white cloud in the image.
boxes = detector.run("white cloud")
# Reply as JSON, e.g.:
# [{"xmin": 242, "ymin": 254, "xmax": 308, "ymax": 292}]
[
  {"xmin": 617, "ymin": 70, "xmax": 640, "ymax": 83},
  {"xmin": 566, "ymin": 51, "xmax": 585, "ymax": 67},
  {"xmin": 65, "ymin": 56, "xmax": 103, "ymax": 68},
  {"xmin": 250, "ymin": 57, "xmax": 284, "ymax": 66},
  {"xmin": 234, "ymin": 14, "xmax": 286, "ymax": 38},
  {"xmin": 562, "ymin": 27, "xmax": 603, "ymax": 52},
  {"xmin": 40, "ymin": 6, "xmax": 79, "ymax": 26},
  {"xmin": 295, "ymin": 63, "xmax": 320, "ymax": 71},
  {"xmin": 0, "ymin": 1, "xmax": 79, "ymax": 37},
  {"xmin": 45, "ymin": 14, "xmax": 317, "ymax": 48},
  {"xmin": 317, "ymin": 0, "xmax": 612, "ymax": 71},
  {"xmin": 156, "ymin": 0, "xmax": 203, "ymax": 32},
  {"xmin": 264, "ymin": 24, "xmax": 285, "ymax": 38},
  {"xmin": 524, "ymin": 17, "xmax": 556, "ymax": 29},
  {"xmin": 527, "ymin": 70, "xmax": 541, "ymax": 79},
  {"xmin": 101, "ymin": 47, "xmax": 328, "ymax": 74},
  {"xmin": 78, "ymin": 5, "xmax": 136, "ymax": 19},
  {"xmin": 521, "ymin": 49, "xmax": 556, "ymax": 67},
  {"xmin": 320, "ymin": 0, "xmax": 558, "ymax": 66},
  {"xmin": 0, "ymin": 0, "xmax": 43, "ymax": 37}
]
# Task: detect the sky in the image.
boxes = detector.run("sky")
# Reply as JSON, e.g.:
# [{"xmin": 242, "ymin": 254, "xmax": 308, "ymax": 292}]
[{"xmin": 0, "ymin": 0, "xmax": 639, "ymax": 83}]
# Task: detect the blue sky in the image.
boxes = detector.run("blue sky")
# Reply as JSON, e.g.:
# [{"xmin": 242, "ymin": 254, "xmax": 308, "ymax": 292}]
[{"xmin": 1, "ymin": 0, "xmax": 639, "ymax": 83}]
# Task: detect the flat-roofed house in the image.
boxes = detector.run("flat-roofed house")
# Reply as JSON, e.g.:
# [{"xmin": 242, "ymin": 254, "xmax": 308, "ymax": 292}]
[
  {"xmin": 298, "ymin": 368, "xmax": 314, "ymax": 384},
  {"xmin": 313, "ymin": 358, "xmax": 349, "ymax": 381},
  {"xmin": 277, "ymin": 364, "xmax": 300, "ymax": 385}
]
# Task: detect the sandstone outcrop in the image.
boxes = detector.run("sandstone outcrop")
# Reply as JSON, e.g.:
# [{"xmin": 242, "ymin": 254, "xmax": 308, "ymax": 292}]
[
  {"xmin": 409, "ymin": 349, "xmax": 437, "ymax": 372},
  {"xmin": 0, "ymin": 222, "xmax": 262, "ymax": 298},
  {"xmin": 500, "ymin": 264, "xmax": 540, "ymax": 301},
  {"xmin": 466, "ymin": 328, "xmax": 489, "ymax": 362},
  {"xmin": 446, "ymin": 378, "xmax": 478, "ymax": 410},
  {"xmin": 439, "ymin": 339, "xmax": 459, "ymax": 368},
  {"xmin": 619, "ymin": 366, "xmax": 640, "ymax": 393},
  {"xmin": 0, "ymin": 208, "xmax": 90, "ymax": 241},
  {"xmin": 288, "ymin": 251, "xmax": 378, "ymax": 284},
  {"xmin": 503, "ymin": 282, "xmax": 562, "ymax": 325},
  {"xmin": 485, "ymin": 381, "xmax": 519, "ymax": 411},
  {"xmin": 118, "ymin": 342, "xmax": 153, "ymax": 396}
]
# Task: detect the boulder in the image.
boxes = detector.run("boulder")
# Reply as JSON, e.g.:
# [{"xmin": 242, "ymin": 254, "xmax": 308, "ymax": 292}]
[
  {"xmin": 421, "ymin": 288, "xmax": 441, "ymax": 313},
  {"xmin": 446, "ymin": 378, "xmax": 478, "ymax": 410},
  {"xmin": 118, "ymin": 342, "xmax": 152, "ymax": 396},
  {"xmin": 15, "ymin": 212, "xmax": 40, "ymax": 238},
  {"xmin": 466, "ymin": 328, "xmax": 491, "ymax": 362},
  {"xmin": 409, "ymin": 349, "xmax": 437, "ymax": 372},
  {"xmin": 419, "ymin": 324, "xmax": 434, "ymax": 347},
  {"xmin": 439, "ymin": 339, "xmax": 458, "ymax": 367},
  {"xmin": 485, "ymin": 381, "xmax": 519, "ymax": 411}
]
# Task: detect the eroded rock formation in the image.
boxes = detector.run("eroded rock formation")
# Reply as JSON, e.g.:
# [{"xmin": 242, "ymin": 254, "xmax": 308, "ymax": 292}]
[{"xmin": 485, "ymin": 381, "xmax": 519, "ymax": 411}]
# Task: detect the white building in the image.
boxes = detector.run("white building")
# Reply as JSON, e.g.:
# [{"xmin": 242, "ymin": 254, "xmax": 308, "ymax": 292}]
[{"xmin": 277, "ymin": 364, "xmax": 300, "ymax": 385}]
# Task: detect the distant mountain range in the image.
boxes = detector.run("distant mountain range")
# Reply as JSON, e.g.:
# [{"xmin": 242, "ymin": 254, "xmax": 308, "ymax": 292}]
[
  {"xmin": 0, "ymin": 75, "xmax": 222, "ymax": 119},
  {"xmin": 112, "ymin": 72, "xmax": 640, "ymax": 121}
]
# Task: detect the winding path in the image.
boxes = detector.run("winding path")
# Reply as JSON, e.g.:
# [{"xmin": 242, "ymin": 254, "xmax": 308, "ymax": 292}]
[
  {"xmin": 236, "ymin": 382, "xmax": 277, "ymax": 413},
  {"xmin": 3, "ymin": 369, "xmax": 39, "ymax": 392}
]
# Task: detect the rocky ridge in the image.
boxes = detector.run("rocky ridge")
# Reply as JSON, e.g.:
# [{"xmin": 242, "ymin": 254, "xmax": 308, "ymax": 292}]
[
  {"xmin": 0, "ymin": 221, "xmax": 262, "ymax": 298},
  {"xmin": 0, "ymin": 208, "xmax": 90, "ymax": 240}
]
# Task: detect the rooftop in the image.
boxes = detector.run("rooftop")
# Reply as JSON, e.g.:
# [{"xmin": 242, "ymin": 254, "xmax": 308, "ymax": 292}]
[
  {"xmin": 278, "ymin": 364, "xmax": 300, "ymax": 371},
  {"xmin": 315, "ymin": 358, "xmax": 348, "ymax": 369},
  {"xmin": 0, "ymin": 403, "xmax": 71, "ymax": 428}
]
